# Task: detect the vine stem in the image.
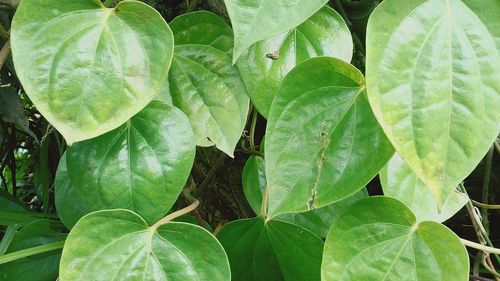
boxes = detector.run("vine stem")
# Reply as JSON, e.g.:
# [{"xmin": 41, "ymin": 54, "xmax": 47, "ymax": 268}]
[
  {"xmin": 461, "ymin": 239, "xmax": 500, "ymax": 255},
  {"xmin": 151, "ymin": 200, "xmax": 200, "ymax": 230},
  {"xmin": 0, "ymin": 240, "xmax": 64, "ymax": 265}
]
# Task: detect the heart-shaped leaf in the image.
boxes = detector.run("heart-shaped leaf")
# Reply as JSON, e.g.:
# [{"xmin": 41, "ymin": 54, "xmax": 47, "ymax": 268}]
[
  {"xmin": 380, "ymin": 153, "xmax": 467, "ymax": 223},
  {"xmin": 265, "ymin": 57, "xmax": 394, "ymax": 218},
  {"xmin": 322, "ymin": 196, "xmax": 469, "ymax": 281},
  {"xmin": 224, "ymin": 0, "xmax": 329, "ymax": 62},
  {"xmin": 237, "ymin": 6, "xmax": 353, "ymax": 118},
  {"xmin": 0, "ymin": 220, "xmax": 66, "ymax": 281},
  {"xmin": 170, "ymin": 11, "xmax": 233, "ymax": 54},
  {"xmin": 56, "ymin": 102, "xmax": 195, "ymax": 228},
  {"xmin": 217, "ymin": 217, "xmax": 323, "ymax": 281},
  {"xmin": 242, "ymin": 154, "xmax": 368, "ymax": 238},
  {"xmin": 167, "ymin": 45, "xmax": 249, "ymax": 157},
  {"xmin": 11, "ymin": 0, "xmax": 174, "ymax": 144},
  {"xmin": 366, "ymin": 0, "xmax": 500, "ymax": 207},
  {"xmin": 59, "ymin": 209, "xmax": 230, "ymax": 281}
]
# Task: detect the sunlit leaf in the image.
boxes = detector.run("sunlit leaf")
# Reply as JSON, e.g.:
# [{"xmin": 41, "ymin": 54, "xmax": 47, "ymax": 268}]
[
  {"xmin": 380, "ymin": 153, "xmax": 467, "ymax": 222},
  {"xmin": 366, "ymin": 0, "xmax": 500, "ymax": 207},
  {"xmin": 322, "ymin": 196, "xmax": 469, "ymax": 281},
  {"xmin": 237, "ymin": 6, "xmax": 353, "ymax": 118},
  {"xmin": 224, "ymin": 0, "xmax": 329, "ymax": 62},
  {"xmin": 60, "ymin": 209, "xmax": 230, "ymax": 281},
  {"xmin": 11, "ymin": 0, "xmax": 174, "ymax": 144}
]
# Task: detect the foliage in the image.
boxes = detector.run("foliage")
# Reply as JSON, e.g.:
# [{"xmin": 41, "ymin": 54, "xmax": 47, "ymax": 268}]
[{"xmin": 0, "ymin": 0, "xmax": 499, "ymax": 280}]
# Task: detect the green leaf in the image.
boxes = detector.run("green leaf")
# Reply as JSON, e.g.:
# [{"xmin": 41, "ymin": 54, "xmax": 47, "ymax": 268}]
[
  {"xmin": 224, "ymin": 0, "xmax": 329, "ymax": 62},
  {"xmin": 322, "ymin": 196, "xmax": 469, "ymax": 281},
  {"xmin": 242, "ymin": 155, "xmax": 266, "ymax": 215},
  {"xmin": 170, "ymin": 11, "xmax": 233, "ymax": 54},
  {"xmin": 0, "ymin": 88, "xmax": 36, "ymax": 139},
  {"xmin": 380, "ymin": 153, "xmax": 467, "ymax": 223},
  {"xmin": 237, "ymin": 6, "xmax": 353, "ymax": 118},
  {"xmin": 167, "ymin": 45, "xmax": 249, "ymax": 157},
  {"xmin": 0, "ymin": 220, "xmax": 66, "ymax": 281},
  {"xmin": 11, "ymin": 0, "xmax": 174, "ymax": 144},
  {"xmin": 217, "ymin": 217, "xmax": 323, "ymax": 281},
  {"xmin": 59, "ymin": 209, "xmax": 230, "ymax": 281},
  {"xmin": 57, "ymin": 101, "xmax": 195, "ymax": 228},
  {"xmin": 278, "ymin": 189, "xmax": 367, "ymax": 238},
  {"xmin": 265, "ymin": 57, "xmax": 394, "ymax": 218},
  {"xmin": 366, "ymin": 0, "xmax": 500, "ymax": 207},
  {"xmin": 242, "ymin": 154, "xmax": 368, "ymax": 238}
]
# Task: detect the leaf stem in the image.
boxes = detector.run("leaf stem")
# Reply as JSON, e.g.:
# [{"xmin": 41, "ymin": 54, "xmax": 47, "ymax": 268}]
[
  {"xmin": 0, "ymin": 240, "xmax": 64, "ymax": 265},
  {"xmin": 249, "ymin": 108, "xmax": 258, "ymax": 152},
  {"xmin": 472, "ymin": 200, "xmax": 500, "ymax": 210},
  {"xmin": 461, "ymin": 239, "xmax": 500, "ymax": 255},
  {"xmin": 151, "ymin": 200, "xmax": 200, "ymax": 229},
  {"xmin": 481, "ymin": 146, "xmax": 493, "ymax": 233}
]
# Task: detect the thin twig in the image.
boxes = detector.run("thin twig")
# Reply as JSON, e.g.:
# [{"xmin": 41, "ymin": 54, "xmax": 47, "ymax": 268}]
[
  {"xmin": 461, "ymin": 239, "xmax": 500, "ymax": 255},
  {"xmin": 472, "ymin": 200, "xmax": 500, "ymax": 210}
]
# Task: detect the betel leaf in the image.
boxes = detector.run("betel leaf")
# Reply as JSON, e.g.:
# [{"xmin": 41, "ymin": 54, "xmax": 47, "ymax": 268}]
[
  {"xmin": 237, "ymin": 6, "xmax": 353, "ymax": 118},
  {"xmin": 242, "ymin": 154, "xmax": 368, "ymax": 238},
  {"xmin": 322, "ymin": 196, "xmax": 469, "ymax": 281},
  {"xmin": 265, "ymin": 57, "xmax": 394, "ymax": 218},
  {"xmin": 224, "ymin": 0, "xmax": 329, "ymax": 62},
  {"xmin": 167, "ymin": 45, "xmax": 249, "ymax": 157},
  {"xmin": 59, "ymin": 209, "xmax": 230, "ymax": 281},
  {"xmin": 366, "ymin": 0, "xmax": 500, "ymax": 207},
  {"xmin": 0, "ymin": 220, "xmax": 66, "ymax": 281},
  {"xmin": 242, "ymin": 155, "xmax": 266, "ymax": 215},
  {"xmin": 11, "ymin": 0, "xmax": 174, "ymax": 144},
  {"xmin": 170, "ymin": 11, "xmax": 233, "ymax": 54},
  {"xmin": 380, "ymin": 153, "xmax": 467, "ymax": 223},
  {"xmin": 57, "ymin": 101, "xmax": 195, "ymax": 228},
  {"xmin": 217, "ymin": 217, "xmax": 323, "ymax": 281}
]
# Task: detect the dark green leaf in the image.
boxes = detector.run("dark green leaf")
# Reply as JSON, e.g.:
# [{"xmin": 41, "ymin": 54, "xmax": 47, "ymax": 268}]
[
  {"xmin": 0, "ymin": 220, "xmax": 66, "ymax": 281},
  {"xmin": 57, "ymin": 102, "xmax": 195, "ymax": 228},
  {"xmin": 265, "ymin": 57, "xmax": 393, "ymax": 218},
  {"xmin": 218, "ymin": 217, "xmax": 323, "ymax": 281}
]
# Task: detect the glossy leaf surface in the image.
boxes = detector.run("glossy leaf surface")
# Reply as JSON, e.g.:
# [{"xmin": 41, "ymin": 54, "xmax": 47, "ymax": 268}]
[
  {"xmin": 266, "ymin": 57, "xmax": 394, "ymax": 217},
  {"xmin": 170, "ymin": 11, "xmax": 233, "ymax": 54},
  {"xmin": 60, "ymin": 209, "xmax": 230, "ymax": 281},
  {"xmin": 11, "ymin": 0, "xmax": 174, "ymax": 144},
  {"xmin": 238, "ymin": 6, "xmax": 353, "ymax": 118},
  {"xmin": 168, "ymin": 45, "xmax": 249, "ymax": 157},
  {"xmin": 218, "ymin": 217, "xmax": 323, "ymax": 281},
  {"xmin": 322, "ymin": 197, "xmax": 469, "ymax": 281},
  {"xmin": 380, "ymin": 154, "xmax": 467, "ymax": 223},
  {"xmin": 0, "ymin": 220, "xmax": 66, "ymax": 281},
  {"xmin": 58, "ymin": 102, "xmax": 195, "ymax": 227},
  {"xmin": 242, "ymin": 155, "xmax": 266, "ymax": 215},
  {"xmin": 366, "ymin": 0, "xmax": 500, "ymax": 207},
  {"xmin": 224, "ymin": 0, "xmax": 329, "ymax": 62},
  {"xmin": 242, "ymin": 154, "xmax": 368, "ymax": 238}
]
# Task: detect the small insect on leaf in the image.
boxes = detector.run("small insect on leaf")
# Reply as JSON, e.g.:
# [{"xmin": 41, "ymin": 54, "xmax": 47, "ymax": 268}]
[{"xmin": 266, "ymin": 51, "xmax": 280, "ymax": 60}]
